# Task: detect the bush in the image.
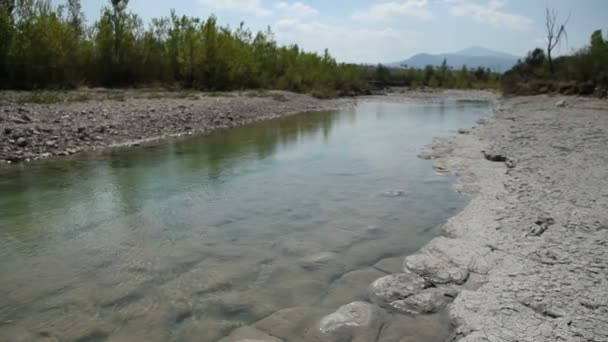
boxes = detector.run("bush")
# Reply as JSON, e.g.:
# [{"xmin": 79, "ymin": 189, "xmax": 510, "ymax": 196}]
[{"xmin": 502, "ymin": 30, "xmax": 608, "ymax": 96}]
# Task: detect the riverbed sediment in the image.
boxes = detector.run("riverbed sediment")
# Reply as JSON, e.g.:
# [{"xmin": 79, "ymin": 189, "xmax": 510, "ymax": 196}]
[{"xmin": 396, "ymin": 95, "xmax": 608, "ymax": 341}]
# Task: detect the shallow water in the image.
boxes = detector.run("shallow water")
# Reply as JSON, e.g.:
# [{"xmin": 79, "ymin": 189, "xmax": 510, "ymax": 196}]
[{"xmin": 0, "ymin": 100, "xmax": 490, "ymax": 341}]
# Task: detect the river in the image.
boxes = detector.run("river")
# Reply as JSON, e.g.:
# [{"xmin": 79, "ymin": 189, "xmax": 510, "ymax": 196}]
[{"xmin": 0, "ymin": 100, "xmax": 490, "ymax": 341}]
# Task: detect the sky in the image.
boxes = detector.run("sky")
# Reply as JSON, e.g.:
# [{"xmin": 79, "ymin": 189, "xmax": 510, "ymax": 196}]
[{"xmin": 72, "ymin": 0, "xmax": 608, "ymax": 64}]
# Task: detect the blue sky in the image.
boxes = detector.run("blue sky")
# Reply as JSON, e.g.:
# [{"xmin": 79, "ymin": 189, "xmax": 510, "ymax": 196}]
[{"xmin": 73, "ymin": 0, "xmax": 608, "ymax": 63}]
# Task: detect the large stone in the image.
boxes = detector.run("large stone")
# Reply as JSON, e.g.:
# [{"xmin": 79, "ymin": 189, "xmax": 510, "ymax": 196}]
[
  {"xmin": 404, "ymin": 253, "xmax": 469, "ymax": 285},
  {"xmin": 253, "ymin": 307, "xmax": 324, "ymax": 341},
  {"xmin": 368, "ymin": 273, "xmax": 428, "ymax": 309},
  {"xmin": 16, "ymin": 137, "xmax": 28, "ymax": 147},
  {"xmin": 298, "ymin": 252, "xmax": 337, "ymax": 271},
  {"xmin": 390, "ymin": 288, "xmax": 455, "ymax": 315},
  {"xmin": 318, "ymin": 301, "xmax": 374, "ymax": 332}
]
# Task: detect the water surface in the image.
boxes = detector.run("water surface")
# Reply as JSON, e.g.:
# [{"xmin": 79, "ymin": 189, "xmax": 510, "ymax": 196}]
[{"xmin": 0, "ymin": 100, "xmax": 490, "ymax": 341}]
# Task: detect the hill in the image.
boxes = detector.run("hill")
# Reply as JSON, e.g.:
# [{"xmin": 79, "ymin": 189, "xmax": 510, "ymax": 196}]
[{"xmin": 390, "ymin": 46, "xmax": 520, "ymax": 72}]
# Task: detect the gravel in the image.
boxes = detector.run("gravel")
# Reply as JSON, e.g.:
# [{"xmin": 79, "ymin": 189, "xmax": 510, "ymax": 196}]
[
  {"xmin": 0, "ymin": 91, "xmax": 352, "ymax": 164},
  {"xmin": 411, "ymin": 95, "xmax": 608, "ymax": 341}
]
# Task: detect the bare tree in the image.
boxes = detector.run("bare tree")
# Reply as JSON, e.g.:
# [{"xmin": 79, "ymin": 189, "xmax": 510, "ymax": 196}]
[{"xmin": 545, "ymin": 8, "xmax": 569, "ymax": 73}]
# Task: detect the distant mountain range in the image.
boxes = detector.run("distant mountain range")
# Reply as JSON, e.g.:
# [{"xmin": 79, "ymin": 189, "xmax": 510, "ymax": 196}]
[{"xmin": 388, "ymin": 46, "xmax": 521, "ymax": 72}]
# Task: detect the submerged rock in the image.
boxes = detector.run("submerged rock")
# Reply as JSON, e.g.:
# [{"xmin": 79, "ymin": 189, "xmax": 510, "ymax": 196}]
[
  {"xmin": 217, "ymin": 326, "xmax": 283, "ymax": 342},
  {"xmin": 368, "ymin": 273, "xmax": 457, "ymax": 315},
  {"xmin": 318, "ymin": 301, "xmax": 374, "ymax": 332},
  {"xmin": 299, "ymin": 252, "xmax": 337, "ymax": 271}
]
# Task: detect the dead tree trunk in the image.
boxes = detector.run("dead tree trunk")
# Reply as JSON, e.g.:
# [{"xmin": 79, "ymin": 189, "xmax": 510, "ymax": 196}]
[{"xmin": 545, "ymin": 8, "xmax": 569, "ymax": 74}]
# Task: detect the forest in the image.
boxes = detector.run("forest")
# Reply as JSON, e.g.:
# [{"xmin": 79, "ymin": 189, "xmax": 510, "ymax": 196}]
[
  {"xmin": 0, "ymin": 0, "xmax": 365, "ymax": 96},
  {"xmin": 362, "ymin": 61, "xmax": 502, "ymax": 90},
  {"xmin": 0, "ymin": 0, "xmax": 606, "ymax": 98}
]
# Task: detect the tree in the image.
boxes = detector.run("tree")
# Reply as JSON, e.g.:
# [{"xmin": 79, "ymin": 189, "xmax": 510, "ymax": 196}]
[
  {"xmin": 0, "ymin": 0, "xmax": 14, "ymax": 85},
  {"xmin": 545, "ymin": 8, "xmax": 569, "ymax": 73}
]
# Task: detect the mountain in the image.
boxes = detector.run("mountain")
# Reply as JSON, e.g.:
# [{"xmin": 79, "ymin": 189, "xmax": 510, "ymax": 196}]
[{"xmin": 389, "ymin": 47, "xmax": 520, "ymax": 72}]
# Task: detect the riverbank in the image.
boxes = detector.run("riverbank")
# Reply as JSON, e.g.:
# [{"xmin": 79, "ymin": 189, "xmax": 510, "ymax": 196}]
[
  {"xmin": 0, "ymin": 90, "xmax": 354, "ymax": 164},
  {"xmin": 390, "ymin": 95, "xmax": 607, "ymax": 341},
  {"xmin": 0, "ymin": 89, "xmax": 496, "ymax": 165}
]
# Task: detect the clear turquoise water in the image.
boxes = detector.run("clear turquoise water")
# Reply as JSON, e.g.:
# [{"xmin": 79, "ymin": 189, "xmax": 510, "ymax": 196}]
[{"xmin": 0, "ymin": 100, "xmax": 490, "ymax": 341}]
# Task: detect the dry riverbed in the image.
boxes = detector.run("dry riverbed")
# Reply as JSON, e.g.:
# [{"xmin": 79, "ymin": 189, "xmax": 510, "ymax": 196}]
[{"xmin": 408, "ymin": 95, "xmax": 608, "ymax": 341}]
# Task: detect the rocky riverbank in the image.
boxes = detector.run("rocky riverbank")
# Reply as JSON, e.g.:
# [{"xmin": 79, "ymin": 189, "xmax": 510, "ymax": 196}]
[
  {"xmin": 393, "ymin": 95, "xmax": 608, "ymax": 341},
  {"xmin": 0, "ymin": 90, "xmax": 353, "ymax": 164},
  {"xmin": 220, "ymin": 94, "xmax": 607, "ymax": 341}
]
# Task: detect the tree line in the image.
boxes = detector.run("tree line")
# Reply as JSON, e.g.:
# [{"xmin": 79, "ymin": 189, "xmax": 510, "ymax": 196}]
[
  {"xmin": 502, "ymin": 9, "xmax": 607, "ymax": 97},
  {"xmin": 502, "ymin": 29, "xmax": 608, "ymax": 96},
  {"xmin": 362, "ymin": 60, "xmax": 501, "ymax": 90},
  {"xmin": 0, "ymin": 0, "xmax": 365, "ymax": 96}
]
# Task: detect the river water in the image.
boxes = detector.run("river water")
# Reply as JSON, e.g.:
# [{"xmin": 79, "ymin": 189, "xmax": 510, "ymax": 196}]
[{"xmin": 0, "ymin": 100, "xmax": 490, "ymax": 341}]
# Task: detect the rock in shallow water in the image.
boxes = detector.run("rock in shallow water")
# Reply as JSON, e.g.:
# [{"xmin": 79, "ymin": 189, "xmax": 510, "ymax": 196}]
[
  {"xmin": 390, "ymin": 288, "xmax": 455, "ymax": 315},
  {"xmin": 368, "ymin": 272, "xmax": 459, "ymax": 315},
  {"xmin": 319, "ymin": 301, "xmax": 374, "ymax": 332},
  {"xmin": 369, "ymin": 273, "xmax": 427, "ymax": 305},
  {"xmin": 299, "ymin": 252, "xmax": 337, "ymax": 271}
]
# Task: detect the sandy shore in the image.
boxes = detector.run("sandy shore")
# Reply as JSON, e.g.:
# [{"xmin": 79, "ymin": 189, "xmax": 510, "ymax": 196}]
[{"xmin": 402, "ymin": 95, "xmax": 608, "ymax": 341}]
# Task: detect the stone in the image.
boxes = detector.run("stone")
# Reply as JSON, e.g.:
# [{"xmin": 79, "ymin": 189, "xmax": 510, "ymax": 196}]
[
  {"xmin": 16, "ymin": 137, "xmax": 28, "ymax": 147},
  {"xmin": 318, "ymin": 301, "xmax": 374, "ymax": 332},
  {"xmin": 299, "ymin": 252, "xmax": 337, "ymax": 270},
  {"xmin": 253, "ymin": 307, "xmax": 323, "ymax": 341},
  {"xmin": 373, "ymin": 256, "xmax": 405, "ymax": 274},
  {"xmin": 368, "ymin": 273, "xmax": 428, "ymax": 308},
  {"xmin": 556, "ymin": 100, "xmax": 567, "ymax": 107},
  {"xmin": 404, "ymin": 253, "xmax": 469, "ymax": 285},
  {"xmin": 45, "ymin": 140, "xmax": 57, "ymax": 147},
  {"xmin": 20, "ymin": 113, "xmax": 32, "ymax": 122},
  {"xmin": 390, "ymin": 288, "xmax": 455, "ymax": 314}
]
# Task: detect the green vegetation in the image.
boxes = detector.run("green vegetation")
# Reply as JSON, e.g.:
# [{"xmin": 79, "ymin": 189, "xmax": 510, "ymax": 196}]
[
  {"xmin": 502, "ymin": 30, "xmax": 608, "ymax": 96},
  {"xmin": 362, "ymin": 60, "xmax": 502, "ymax": 90},
  {"xmin": 0, "ymin": 0, "xmax": 366, "ymax": 96}
]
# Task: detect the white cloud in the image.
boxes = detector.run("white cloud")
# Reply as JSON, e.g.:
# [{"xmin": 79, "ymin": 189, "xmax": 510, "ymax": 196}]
[
  {"xmin": 446, "ymin": 0, "xmax": 532, "ymax": 30},
  {"xmin": 199, "ymin": 0, "xmax": 272, "ymax": 17},
  {"xmin": 274, "ymin": 19, "xmax": 422, "ymax": 63},
  {"xmin": 274, "ymin": 2, "xmax": 319, "ymax": 17},
  {"xmin": 352, "ymin": 0, "xmax": 432, "ymax": 22}
]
